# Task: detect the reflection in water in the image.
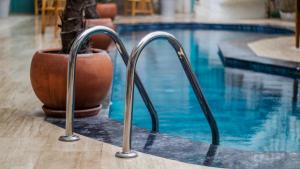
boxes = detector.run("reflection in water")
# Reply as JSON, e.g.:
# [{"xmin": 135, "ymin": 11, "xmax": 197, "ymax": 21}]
[
  {"xmin": 143, "ymin": 132, "xmax": 157, "ymax": 151},
  {"xmin": 141, "ymin": 132, "xmax": 219, "ymax": 166},
  {"xmin": 110, "ymin": 29, "xmax": 300, "ymax": 152},
  {"xmin": 203, "ymin": 144, "xmax": 218, "ymax": 166},
  {"xmin": 293, "ymin": 80, "xmax": 298, "ymax": 106}
]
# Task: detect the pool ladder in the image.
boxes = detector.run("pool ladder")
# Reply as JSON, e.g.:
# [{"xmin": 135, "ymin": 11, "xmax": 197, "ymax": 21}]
[{"xmin": 58, "ymin": 26, "xmax": 220, "ymax": 159}]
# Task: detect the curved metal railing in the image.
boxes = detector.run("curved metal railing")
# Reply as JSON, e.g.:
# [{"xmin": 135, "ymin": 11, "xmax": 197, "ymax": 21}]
[
  {"xmin": 116, "ymin": 31, "xmax": 220, "ymax": 158},
  {"xmin": 59, "ymin": 26, "xmax": 159, "ymax": 142}
]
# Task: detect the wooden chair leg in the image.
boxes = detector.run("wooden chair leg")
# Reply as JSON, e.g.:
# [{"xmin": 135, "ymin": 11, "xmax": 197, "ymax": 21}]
[
  {"xmin": 131, "ymin": 2, "xmax": 136, "ymax": 16},
  {"xmin": 34, "ymin": 0, "xmax": 38, "ymax": 15},
  {"xmin": 124, "ymin": 0, "xmax": 128, "ymax": 15},
  {"xmin": 149, "ymin": 1, "xmax": 154, "ymax": 15},
  {"xmin": 145, "ymin": 1, "xmax": 150, "ymax": 14},
  {"xmin": 41, "ymin": 0, "xmax": 47, "ymax": 34},
  {"xmin": 296, "ymin": 0, "xmax": 300, "ymax": 48},
  {"xmin": 54, "ymin": 9, "xmax": 59, "ymax": 37},
  {"xmin": 140, "ymin": 0, "xmax": 146, "ymax": 14}
]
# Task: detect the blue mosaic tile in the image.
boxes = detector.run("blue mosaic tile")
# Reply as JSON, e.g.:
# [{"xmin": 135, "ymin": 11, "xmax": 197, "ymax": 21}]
[
  {"xmin": 117, "ymin": 23, "xmax": 294, "ymax": 35},
  {"xmin": 47, "ymin": 114, "xmax": 300, "ymax": 169}
]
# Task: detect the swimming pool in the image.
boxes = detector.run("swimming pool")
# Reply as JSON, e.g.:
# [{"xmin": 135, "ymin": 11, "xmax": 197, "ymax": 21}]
[{"xmin": 109, "ymin": 26, "xmax": 300, "ymax": 152}]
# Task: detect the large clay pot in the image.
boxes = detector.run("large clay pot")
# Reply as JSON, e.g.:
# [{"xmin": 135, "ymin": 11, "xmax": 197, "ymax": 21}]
[
  {"xmin": 86, "ymin": 18, "xmax": 115, "ymax": 50},
  {"xmin": 30, "ymin": 49, "xmax": 113, "ymax": 118},
  {"xmin": 96, "ymin": 3, "xmax": 117, "ymax": 20}
]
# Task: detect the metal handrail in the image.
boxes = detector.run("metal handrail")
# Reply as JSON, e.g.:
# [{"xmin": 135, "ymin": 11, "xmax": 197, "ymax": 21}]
[
  {"xmin": 59, "ymin": 26, "xmax": 159, "ymax": 142},
  {"xmin": 115, "ymin": 31, "xmax": 220, "ymax": 158}
]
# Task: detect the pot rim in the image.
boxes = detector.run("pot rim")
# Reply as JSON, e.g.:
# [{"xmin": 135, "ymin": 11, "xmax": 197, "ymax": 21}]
[
  {"xmin": 97, "ymin": 3, "xmax": 117, "ymax": 5},
  {"xmin": 36, "ymin": 48, "xmax": 108, "ymax": 57},
  {"xmin": 85, "ymin": 18, "xmax": 112, "ymax": 22},
  {"xmin": 85, "ymin": 18, "xmax": 115, "ymax": 29}
]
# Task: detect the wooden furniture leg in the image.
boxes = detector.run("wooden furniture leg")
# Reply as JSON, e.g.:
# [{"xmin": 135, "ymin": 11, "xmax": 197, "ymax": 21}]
[
  {"xmin": 41, "ymin": 0, "xmax": 47, "ymax": 34},
  {"xmin": 124, "ymin": 0, "xmax": 128, "ymax": 15},
  {"xmin": 54, "ymin": 8, "xmax": 59, "ymax": 36},
  {"xmin": 131, "ymin": 1, "xmax": 136, "ymax": 16},
  {"xmin": 149, "ymin": 0, "xmax": 154, "ymax": 15},
  {"xmin": 35, "ymin": 0, "xmax": 38, "ymax": 15},
  {"xmin": 140, "ymin": 0, "xmax": 146, "ymax": 14},
  {"xmin": 127, "ymin": 0, "xmax": 153, "ymax": 16},
  {"xmin": 296, "ymin": 0, "xmax": 300, "ymax": 48},
  {"xmin": 54, "ymin": 0, "xmax": 65, "ymax": 37},
  {"xmin": 143, "ymin": 0, "xmax": 154, "ymax": 15}
]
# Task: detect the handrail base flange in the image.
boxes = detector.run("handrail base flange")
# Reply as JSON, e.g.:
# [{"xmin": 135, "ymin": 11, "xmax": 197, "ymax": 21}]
[
  {"xmin": 59, "ymin": 135, "xmax": 80, "ymax": 142},
  {"xmin": 115, "ymin": 151, "xmax": 138, "ymax": 158}
]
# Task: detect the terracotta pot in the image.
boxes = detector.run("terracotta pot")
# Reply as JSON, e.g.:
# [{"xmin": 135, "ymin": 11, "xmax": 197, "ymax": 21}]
[
  {"xmin": 96, "ymin": 3, "xmax": 117, "ymax": 20},
  {"xmin": 30, "ymin": 49, "xmax": 113, "ymax": 118},
  {"xmin": 86, "ymin": 18, "xmax": 115, "ymax": 50}
]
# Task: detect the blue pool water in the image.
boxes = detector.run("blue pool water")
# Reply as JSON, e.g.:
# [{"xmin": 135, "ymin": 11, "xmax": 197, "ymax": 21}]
[{"xmin": 109, "ymin": 29, "xmax": 300, "ymax": 152}]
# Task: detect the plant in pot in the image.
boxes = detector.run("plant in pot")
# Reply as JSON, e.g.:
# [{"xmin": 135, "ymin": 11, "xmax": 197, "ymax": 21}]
[
  {"xmin": 96, "ymin": 0, "xmax": 117, "ymax": 20},
  {"xmin": 266, "ymin": 0, "xmax": 281, "ymax": 18},
  {"xmin": 279, "ymin": 0, "xmax": 296, "ymax": 20},
  {"xmin": 30, "ymin": 0, "xmax": 113, "ymax": 118}
]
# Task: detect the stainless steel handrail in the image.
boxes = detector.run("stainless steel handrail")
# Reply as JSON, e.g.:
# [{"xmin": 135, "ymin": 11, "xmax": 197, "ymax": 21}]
[
  {"xmin": 59, "ymin": 26, "xmax": 159, "ymax": 142},
  {"xmin": 115, "ymin": 31, "xmax": 220, "ymax": 158}
]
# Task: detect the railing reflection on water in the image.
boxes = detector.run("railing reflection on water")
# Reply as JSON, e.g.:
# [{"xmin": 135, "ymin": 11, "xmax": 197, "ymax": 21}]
[
  {"xmin": 59, "ymin": 26, "xmax": 159, "ymax": 142},
  {"xmin": 116, "ymin": 31, "xmax": 219, "ymax": 158}
]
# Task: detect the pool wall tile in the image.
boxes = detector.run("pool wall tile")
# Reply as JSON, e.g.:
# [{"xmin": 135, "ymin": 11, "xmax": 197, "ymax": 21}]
[{"xmin": 117, "ymin": 23, "xmax": 294, "ymax": 35}]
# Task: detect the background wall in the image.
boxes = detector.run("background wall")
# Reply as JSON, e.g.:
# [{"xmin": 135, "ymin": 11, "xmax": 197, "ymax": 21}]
[
  {"xmin": 10, "ymin": 0, "xmax": 34, "ymax": 14},
  {"xmin": 194, "ymin": 0, "xmax": 266, "ymax": 19},
  {"xmin": 176, "ymin": 0, "xmax": 192, "ymax": 14}
]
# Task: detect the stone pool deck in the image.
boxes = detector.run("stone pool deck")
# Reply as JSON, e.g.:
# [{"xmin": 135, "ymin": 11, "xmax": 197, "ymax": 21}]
[
  {"xmin": 218, "ymin": 36, "xmax": 300, "ymax": 78},
  {"xmin": 249, "ymin": 36, "xmax": 300, "ymax": 63},
  {"xmin": 0, "ymin": 14, "xmax": 299, "ymax": 169},
  {"xmin": 0, "ymin": 107, "xmax": 220, "ymax": 169},
  {"xmin": 115, "ymin": 14, "xmax": 294, "ymax": 30},
  {"xmin": 0, "ymin": 107, "xmax": 218, "ymax": 169}
]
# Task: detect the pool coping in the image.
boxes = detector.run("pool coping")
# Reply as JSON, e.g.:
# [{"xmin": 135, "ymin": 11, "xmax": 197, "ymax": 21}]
[{"xmin": 218, "ymin": 36, "xmax": 300, "ymax": 79}]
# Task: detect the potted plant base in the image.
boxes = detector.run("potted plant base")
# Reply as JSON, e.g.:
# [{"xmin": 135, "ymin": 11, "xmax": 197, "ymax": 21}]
[
  {"xmin": 30, "ymin": 49, "xmax": 113, "ymax": 118},
  {"xmin": 86, "ymin": 18, "xmax": 115, "ymax": 50}
]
